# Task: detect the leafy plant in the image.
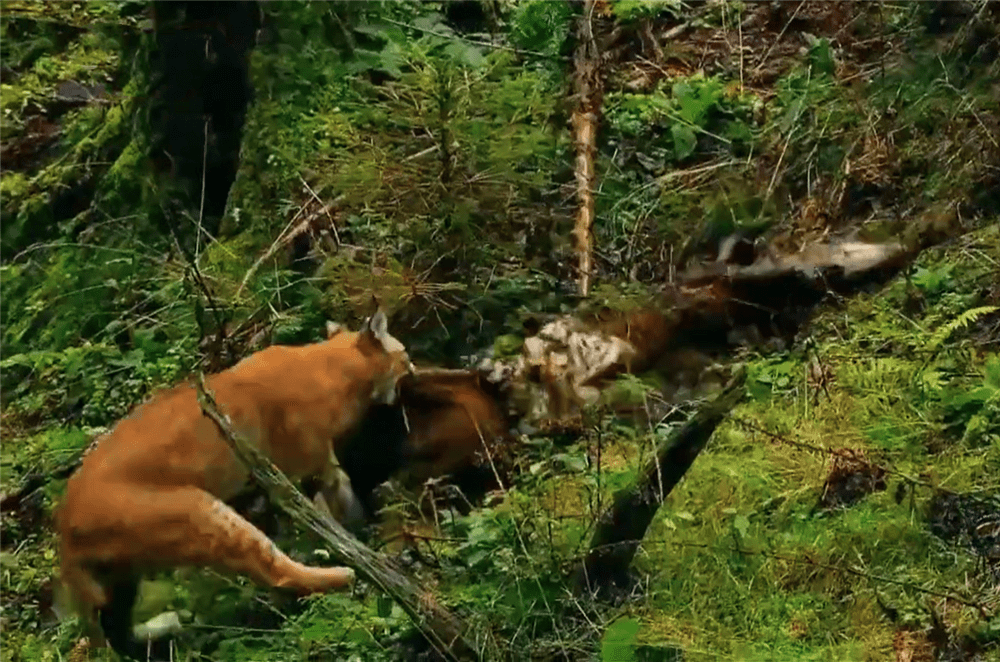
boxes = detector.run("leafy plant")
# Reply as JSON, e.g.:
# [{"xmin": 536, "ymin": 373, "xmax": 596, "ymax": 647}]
[
  {"xmin": 510, "ymin": 0, "xmax": 573, "ymax": 59},
  {"xmin": 0, "ymin": 338, "xmax": 192, "ymax": 429},
  {"xmin": 803, "ymin": 35, "xmax": 836, "ymax": 78},
  {"xmin": 601, "ymin": 617, "xmax": 641, "ymax": 662},
  {"xmin": 940, "ymin": 353, "xmax": 1000, "ymax": 445},
  {"xmin": 927, "ymin": 305, "xmax": 998, "ymax": 351},
  {"xmin": 610, "ymin": 0, "xmax": 683, "ymax": 24},
  {"xmin": 912, "ymin": 263, "xmax": 956, "ymax": 298},
  {"xmin": 747, "ymin": 356, "xmax": 800, "ymax": 401}
]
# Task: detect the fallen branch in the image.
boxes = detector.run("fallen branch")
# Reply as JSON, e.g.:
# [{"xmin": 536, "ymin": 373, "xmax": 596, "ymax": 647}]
[
  {"xmin": 193, "ymin": 374, "xmax": 476, "ymax": 661},
  {"xmin": 575, "ymin": 368, "xmax": 747, "ymax": 596}
]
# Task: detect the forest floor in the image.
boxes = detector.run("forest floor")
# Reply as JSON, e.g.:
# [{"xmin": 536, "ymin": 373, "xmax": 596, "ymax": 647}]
[{"xmin": 1, "ymin": 2, "xmax": 999, "ymax": 661}]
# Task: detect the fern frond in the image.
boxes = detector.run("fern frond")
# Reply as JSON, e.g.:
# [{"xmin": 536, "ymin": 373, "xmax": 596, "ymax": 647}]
[
  {"xmin": 927, "ymin": 305, "xmax": 999, "ymax": 351},
  {"xmin": 839, "ymin": 357, "xmax": 915, "ymax": 392}
]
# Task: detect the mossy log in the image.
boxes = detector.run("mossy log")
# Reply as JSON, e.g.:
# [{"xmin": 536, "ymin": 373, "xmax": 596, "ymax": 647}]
[
  {"xmin": 194, "ymin": 374, "xmax": 477, "ymax": 662},
  {"xmin": 576, "ymin": 368, "xmax": 747, "ymax": 596}
]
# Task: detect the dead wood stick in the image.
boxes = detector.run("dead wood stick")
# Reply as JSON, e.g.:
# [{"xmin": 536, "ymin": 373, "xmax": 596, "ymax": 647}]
[
  {"xmin": 193, "ymin": 374, "xmax": 476, "ymax": 661},
  {"xmin": 575, "ymin": 368, "xmax": 747, "ymax": 596},
  {"xmin": 570, "ymin": 0, "xmax": 603, "ymax": 297},
  {"xmin": 1, "ymin": 465, "xmax": 75, "ymax": 511},
  {"xmin": 412, "ymin": 367, "xmax": 478, "ymax": 379}
]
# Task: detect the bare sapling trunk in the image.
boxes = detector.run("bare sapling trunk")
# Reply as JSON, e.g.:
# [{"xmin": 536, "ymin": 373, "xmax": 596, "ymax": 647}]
[
  {"xmin": 570, "ymin": 0, "xmax": 603, "ymax": 297},
  {"xmin": 194, "ymin": 375, "xmax": 476, "ymax": 662},
  {"xmin": 575, "ymin": 369, "xmax": 748, "ymax": 596}
]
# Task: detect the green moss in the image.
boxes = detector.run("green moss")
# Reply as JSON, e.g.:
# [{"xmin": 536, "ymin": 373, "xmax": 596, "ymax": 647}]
[
  {"xmin": 0, "ymin": 33, "xmax": 118, "ymax": 138},
  {"xmin": 596, "ymin": 230, "xmax": 1000, "ymax": 658},
  {"xmin": 0, "ymin": 171, "xmax": 30, "ymax": 203},
  {"xmin": 493, "ymin": 333, "xmax": 524, "ymax": 358}
]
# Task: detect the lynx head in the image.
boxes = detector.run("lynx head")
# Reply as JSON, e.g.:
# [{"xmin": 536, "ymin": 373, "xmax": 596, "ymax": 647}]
[{"xmin": 335, "ymin": 309, "xmax": 413, "ymax": 406}]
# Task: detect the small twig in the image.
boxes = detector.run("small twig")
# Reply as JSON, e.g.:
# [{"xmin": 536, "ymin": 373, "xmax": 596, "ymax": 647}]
[
  {"xmin": 764, "ymin": 125, "xmax": 794, "ymax": 206},
  {"xmin": 655, "ymin": 159, "xmax": 743, "ymax": 187},
  {"xmin": 158, "ymin": 201, "xmax": 227, "ymax": 352},
  {"xmin": 751, "ymin": 0, "xmax": 804, "ymax": 77},
  {"xmin": 736, "ymin": 3, "xmax": 745, "ymax": 92},
  {"xmin": 299, "ymin": 175, "xmax": 341, "ymax": 247},
  {"xmin": 661, "ymin": 20, "xmax": 693, "ymax": 42},
  {"xmin": 412, "ymin": 367, "xmax": 478, "ymax": 379},
  {"xmin": 380, "ymin": 531, "xmax": 467, "ymax": 545},
  {"xmin": 195, "ymin": 116, "xmax": 209, "ymax": 262},
  {"xmin": 403, "ymin": 145, "xmax": 440, "ymax": 162},
  {"xmin": 731, "ymin": 416, "xmax": 937, "ymax": 491},
  {"xmin": 235, "ymin": 194, "xmax": 343, "ymax": 299}
]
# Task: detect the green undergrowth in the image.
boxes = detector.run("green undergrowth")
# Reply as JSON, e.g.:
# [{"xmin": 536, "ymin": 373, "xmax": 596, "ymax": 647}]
[
  {"xmin": 617, "ymin": 226, "xmax": 999, "ymax": 659},
  {"xmin": 226, "ymin": 1, "xmax": 569, "ymax": 283},
  {"xmin": 3, "ymin": 226, "xmax": 995, "ymax": 661}
]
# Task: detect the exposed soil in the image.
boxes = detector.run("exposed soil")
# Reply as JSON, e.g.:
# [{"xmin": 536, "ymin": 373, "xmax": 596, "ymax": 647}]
[
  {"xmin": 815, "ymin": 449, "xmax": 887, "ymax": 513},
  {"xmin": 928, "ymin": 490, "xmax": 1000, "ymax": 580}
]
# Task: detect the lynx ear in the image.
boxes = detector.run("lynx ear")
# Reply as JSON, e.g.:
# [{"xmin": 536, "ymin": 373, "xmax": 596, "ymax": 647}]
[
  {"xmin": 360, "ymin": 309, "xmax": 389, "ymax": 341},
  {"xmin": 326, "ymin": 321, "xmax": 344, "ymax": 338}
]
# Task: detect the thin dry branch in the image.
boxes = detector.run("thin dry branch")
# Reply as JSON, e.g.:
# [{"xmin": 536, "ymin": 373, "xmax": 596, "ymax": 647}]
[
  {"xmin": 193, "ymin": 374, "xmax": 476, "ymax": 661},
  {"xmin": 642, "ymin": 538, "xmax": 992, "ymax": 616},
  {"xmin": 575, "ymin": 368, "xmax": 747, "ymax": 596},
  {"xmin": 411, "ymin": 367, "xmax": 478, "ymax": 379},
  {"xmin": 235, "ymin": 194, "xmax": 343, "ymax": 299},
  {"xmin": 570, "ymin": 0, "xmax": 603, "ymax": 297},
  {"xmin": 300, "ymin": 175, "xmax": 341, "ymax": 247}
]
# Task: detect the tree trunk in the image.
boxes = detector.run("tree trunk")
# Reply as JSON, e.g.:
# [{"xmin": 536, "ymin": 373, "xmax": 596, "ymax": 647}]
[
  {"xmin": 575, "ymin": 369, "xmax": 747, "ymax": 596},
  {"xmin": 194, "ymin": 375, "xmax": 477, "ymax": 662},
  {"xmin": 569, "ymin": 0, "xmax": 603, "ymax": 297},
  {"xmin": 149, "ymin": 0, "xmax": 261, "ymax": 243}
]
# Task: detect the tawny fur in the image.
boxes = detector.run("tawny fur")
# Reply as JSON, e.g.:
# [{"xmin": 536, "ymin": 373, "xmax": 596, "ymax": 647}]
[
  {"xmin": 56, "ymin": 312, "xmax": 412, "ymax": 653},
  {"xmin": 398, "ymin": 372, "xmax": 510, "ymax": 488},
  {"xmin": 589, "ymin": 309, "xmax": 676, "ymax": 375}
]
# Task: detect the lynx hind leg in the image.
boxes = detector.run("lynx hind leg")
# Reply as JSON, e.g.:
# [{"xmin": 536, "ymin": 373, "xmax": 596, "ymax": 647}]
[
  {"xmin": 57, "ymin": 560, "xmax": 117, "ymax": 654},
  {"xmin": 76, "ymin": 487, "xmax": 355, "ymax": 598},
  {"xmin": 191, "ymin": 489, "xmax": 356, "ymax": 594},
  {"xmin": 97, "ymin": 573, "xmax": 144, "ymax": 660},
  {"xmin": 60, "ymin": 567, "xmax": 147, "ymax": 662}
]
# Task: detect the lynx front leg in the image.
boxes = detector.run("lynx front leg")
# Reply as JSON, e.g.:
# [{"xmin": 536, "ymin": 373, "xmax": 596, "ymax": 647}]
[{"xmin": 314, "ymin": 454, "xmax": 366, "ymax": 531}]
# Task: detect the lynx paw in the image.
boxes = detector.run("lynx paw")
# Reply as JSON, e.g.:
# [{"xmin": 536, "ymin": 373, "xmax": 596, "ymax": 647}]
[
  {"xmin": 339, "ymin": 567, "xmax": 356, "ymax": 587},
  {"xmin": 132, "ymin": 610, "xmax": 184, "ymax": 641}
]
